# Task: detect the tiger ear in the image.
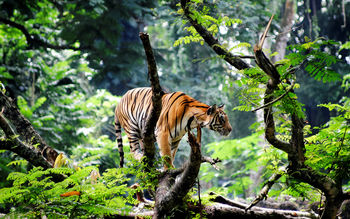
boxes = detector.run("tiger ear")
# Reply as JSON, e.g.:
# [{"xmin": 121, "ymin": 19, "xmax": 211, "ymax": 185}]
[
  {"xmin": 207, "ymin": 104, "xmax": 217, "ymax": 115},
  {"xmin": 218, "ymin": 104, "xmax": 225, "ymax": 109}
]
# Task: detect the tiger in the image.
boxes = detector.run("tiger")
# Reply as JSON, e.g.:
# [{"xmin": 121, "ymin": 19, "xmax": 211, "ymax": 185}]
[{"xmin": 114, "ymin": 87, "xmax": 232, "ymax": 168}]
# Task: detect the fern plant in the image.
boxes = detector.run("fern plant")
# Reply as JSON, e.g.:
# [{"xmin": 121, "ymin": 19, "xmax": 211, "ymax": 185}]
[{"xmin": 0, "ymin": 157, "xmax": 161, "ymax": 218}]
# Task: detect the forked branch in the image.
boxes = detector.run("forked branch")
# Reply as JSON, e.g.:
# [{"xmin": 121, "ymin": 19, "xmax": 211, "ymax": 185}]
[{"xmin": 154, "ymin": 126, "xmax": 203, "ymax": 218}]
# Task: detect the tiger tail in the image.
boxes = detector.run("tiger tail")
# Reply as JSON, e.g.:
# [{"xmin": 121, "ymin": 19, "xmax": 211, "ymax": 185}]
[{"xmin": 114, "ymin": 115, "xmax": 124, "ymax": 168}]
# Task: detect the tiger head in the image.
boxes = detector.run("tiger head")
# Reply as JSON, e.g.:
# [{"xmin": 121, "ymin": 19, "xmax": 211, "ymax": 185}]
[{"xmin": 205, "ymin": 104, "xmax": 232, "ymax": 136}]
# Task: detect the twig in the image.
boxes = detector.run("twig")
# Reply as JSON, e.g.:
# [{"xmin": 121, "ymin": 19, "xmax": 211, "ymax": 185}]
[
  {"xmin": 245, "ymin": 170, "xmax": 284, "ymax": 211},
  {"xmin": 252, "ymin": 81, "xmax": 295, "ymax": 112},
  {"xmin": 201, "ymin": 156, "xmax": 221, "ymax": 170},
  {"xmin": 258, "ymin": 15, "xmax": 274, "ymax": 50}
]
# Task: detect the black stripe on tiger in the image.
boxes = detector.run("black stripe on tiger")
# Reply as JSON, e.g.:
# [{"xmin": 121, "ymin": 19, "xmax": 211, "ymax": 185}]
[{"xmin": 114, "ymin": 119, "xmax": 124, "ymax": 167}]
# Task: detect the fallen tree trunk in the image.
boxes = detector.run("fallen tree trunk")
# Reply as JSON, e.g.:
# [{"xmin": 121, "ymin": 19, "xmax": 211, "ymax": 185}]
[
  {"xmin": 200, "ymin": 203, "xmax": 317, "ymax": 219},
  {"xmin": 207, "ymin": 193, "xmax": 318, "ymax": 218},
  {"xmin": 105, "ymin": 200, "xmax": 318, "ymax": 219}
]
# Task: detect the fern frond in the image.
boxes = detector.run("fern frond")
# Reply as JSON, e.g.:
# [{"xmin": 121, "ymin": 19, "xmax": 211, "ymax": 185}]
[{"xmin": 6, "ymin": 159, "xmax": 28, "ymax": 167}]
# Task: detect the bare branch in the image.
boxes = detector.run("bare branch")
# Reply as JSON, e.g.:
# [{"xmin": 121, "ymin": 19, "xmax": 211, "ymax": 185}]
[
  {"xmin": 258, "ymin": 15, "xmax": 274, "ymax": 50},
  {"xmin": 246, "ymin": 170, "xmax": 284, "ymax": 211},
  {"xmin": 254, "ymin": 15, "xmax": 281, "ymax": 86},
  {"xmin": 252, "ymin": 81, "xmax": 295, "ymax": 112},
  {"xmin": 139, "ymin": 32, "xmax": 164, "ymax": 166},
  {"xmin": 259, "ymin": 72, "xmax": 291, "ymax": 153},
  {"xmin": 209, "ymin": 192, "xmax": 247, "ymax": 209},
  {"xmin": 208, "ymin": 192, "xmax": 318, "ymax": 218},
  {"xmin": 201, "ymin": 156, "xmax": 221, "ymax": 170}
]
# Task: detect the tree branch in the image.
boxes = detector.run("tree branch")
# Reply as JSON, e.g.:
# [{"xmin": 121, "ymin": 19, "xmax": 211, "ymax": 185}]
[
  {"xmin": 0, "ymin": 111, "xmax": 52, "ymax": 169},
  {"xmin": 0, "ymin": 17, "xmax": 81, "ymax": 51},
  {"xmin": 246, "ymin": 170, "xmax": 284, "ymax": 211},
  {"xmin": 254, "ymin": 16, "xmax": 345, "ymax": 218},
  {"xmin": 257, "ymin": 15, "xmax": 274, "ymax": 50},
  {"xmin": 252, "ymin": 81, "xmax": 295, "ymax": 112},
  {"xmin": 180, "ymin": 0, "xmax": 251, "ymax": 70},
  {"xmin": 179, "ymin": 2, "xmax": 347, "ymax": 218},
  {"xmin": 139, "ymin": 32, "xmax": 164, "ymax": 167},
  {"xmin": 201, "ymin": 156, "xmax": 221, "ymax": 170},
  {"xmin": 208, "ymin": 193, "xmax": 318, "ymax": 218},
  {"xmin": 0, "ymin": 91, "xmax": 58, "ymax": 166}
]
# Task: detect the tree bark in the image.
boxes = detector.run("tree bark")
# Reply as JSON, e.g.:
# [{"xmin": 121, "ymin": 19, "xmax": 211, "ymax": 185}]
[
  {"xmin": 139, "ymin": 32, "xmax": 164, "ymax": 168},
  {"xmin": 200, "ymin": 203, "xmax": 317, "ymax": 219},
  {"xmin": 0, "ymin": 91, "xmax": 58, "ymax": 167},
  {"xmin": 154, "ymin": 127, "xmax": 202, "ymax": 218},
  {"xmin": 271, "ymin": 0, "xmax": 295, "ymax": 63}
]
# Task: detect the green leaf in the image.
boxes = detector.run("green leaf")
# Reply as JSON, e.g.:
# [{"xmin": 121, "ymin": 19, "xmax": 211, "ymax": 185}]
[{"xmin": 17, "ymin": 96, "xmax": 33, "ymax": 118}]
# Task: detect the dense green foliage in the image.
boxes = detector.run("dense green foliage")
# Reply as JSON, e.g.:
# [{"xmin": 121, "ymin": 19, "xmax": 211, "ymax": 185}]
[
  {"xmin": 1, "ymin": 0, "xmax": 350, "ymax": 217},
  {"xmin": 0, "ymin": 158, "xmax": 161, "ymax": 218}
]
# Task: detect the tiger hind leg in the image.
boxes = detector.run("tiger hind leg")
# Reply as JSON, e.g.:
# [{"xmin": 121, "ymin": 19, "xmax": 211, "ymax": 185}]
[
  {"xmin": 127, "ymin": 135, "xmax": 144, "ymax": 162},
  {"xmin": 171, "ymin": 139, "xmax": 181, "ymax": 162},
  {"xmin": 158, "ymin": 134, "xmax": 173, "ymax": 169}
]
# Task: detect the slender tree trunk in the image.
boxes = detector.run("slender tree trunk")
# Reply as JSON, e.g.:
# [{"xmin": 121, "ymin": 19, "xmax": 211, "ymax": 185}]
[{"xmin": 272, "ymin": 0, "xmax": 295, "ymax": 63}]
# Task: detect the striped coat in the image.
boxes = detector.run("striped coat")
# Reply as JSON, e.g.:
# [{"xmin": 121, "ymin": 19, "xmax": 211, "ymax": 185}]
[{"xmin": 115, "ymin": 87, "xmax": 232, "ymax": 168}]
